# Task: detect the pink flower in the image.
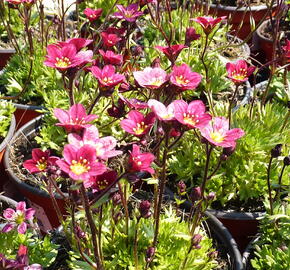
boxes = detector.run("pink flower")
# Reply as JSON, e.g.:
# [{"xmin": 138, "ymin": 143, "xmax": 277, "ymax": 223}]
[
  {"xmin": 226, "ymin": 59, "xmax": 255, "ymax": 85},
  {"xmin": 84, "ymin": 8, "xmax": 102, "ymax": 22},
  {"xmin": 54, "ymin": 103, "xmax": 98, "ymax": 132},
  {"xmin": 170, "ymin": 63, "xmax": 202, "ymax": 91},
  {"xmin": 185, "ymin": 27, "xmax": 200, "ymax": 46},
  {"xmin": 113, "ymin": 4, "xmax": 143, "ymax": 22},
  {"xmin": 128, "ymin": 144, "xmax": 155, "ymax": 174},
  {"xmin": 148, "ymin": 99, "xmax": 175, "ymax": 121},
  {"xmin": 192, "ymin": 16, "xmax": 226, "ymax": 35},
  {"xmin": 2, "ymin": 202, "xmax": 35, "ymax": 234},
  {"xmin": 173, "ymin": 100, "xmax": 212, "ymax": 129},
  {"xmin": 44, "ymin": 43, "xmax": 93, "ymax": 71},
  {"xmin": 5, "ymin": 0, "xmax": 22, "ymax": 5},
  {"xmin": 84, "ymin": 171, "xmax": 118, "ymax": 191},
  {"xmin": 91, "ymin": 65, "xmax": 125, "ymax": 88},
  {"xmin": 101, "ymin": 32, "xmax": 122, "ymax": 47},
  {"xmin": 99, "ymin": 50, "xmax": 123, "ymax": 65},
  {"xmin": 57, "ymin": 38, "xmax": 93, "ymax": 51},
  {"xmin": 282, "ymin": 39, "xmax": 290, "ymax": 63},
  {"xmin": 133, "ymin": 67, "xmax": 167, "ymax": 89},
  {"xmin": 121, "ymin": 110, "xmax": 155, "ymax": 136},
  {"xmin": 200, "ymin": 117, "xmax": 245, "ymax": 148},
  {"xmin": 155, "ymin": 44, "xmax": 187, "ymax": 63},
  {"xmin": 119, "ymin": 94, "xmax": 148, "ymax": 110},
  {"xmin": 23, "ymin": 148, "xmax": 59, "ymax": 173},
  {"xmin": 68, "ymin": 125, "xmax": 122, "ymax": 160},
  {"xmin": 56, "ymin": 144, "xmax": 107, "ymax": 181}
]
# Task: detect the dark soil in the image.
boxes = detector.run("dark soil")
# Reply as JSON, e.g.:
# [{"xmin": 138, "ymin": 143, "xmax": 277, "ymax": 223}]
[
  {"xmin": 0, "ymin": 136, "xmax": 4, "ymax": 145},
  {"xmin": 213, "ymin": 0, "xmax": 269, "ymax": 7},
  {"xmin": 260, "ymin": 20, "xmax": 290, "ymax": 40}
]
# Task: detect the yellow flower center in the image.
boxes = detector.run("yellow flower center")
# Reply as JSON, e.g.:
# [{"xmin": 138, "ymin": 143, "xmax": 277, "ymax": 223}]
[
  {"xmin": 133, "ymin": 122, "xmax": 147, "ymax": 135},
  {"xmin": 95, "ymin": 143, "xmax": 104, "ymax": 157},
  {"xmin": 15, "ymin": 213, "xmax": 25, "ymax": 225},
  {"xmin": 210, "ymin": 131, "xmax": 224, "ymax": 143},
  {"xmin": 149, "ymin": 77, "xmax": 163, "ymax": 87},
  {"xmin": 133, "ymin": 156, "xmax": 142, "ymax": 166},
  {"xmin": 70, "ymin": 158, "xmax": 90, "ymax": 175},
  {"xmin": 231, "ymin": 68, "xmax": 247, "ymax": 81},
  {"xmin": 36, "ymin": 156, "xmax": 47, "ymax": 171},
  {"xmin": 175, "ymin": 75, "xmax": 189, "ymax": 85},
  {"xmin": 183, "ymin": 113, "xmax": 199, "ymax": 126},
  {"xmin": 55, "ymin": 57, "xmax": 71, "ymax": 68},
  {"xmin": 98, "ymin": 179, "xmax": 109, "ymax": 190}
]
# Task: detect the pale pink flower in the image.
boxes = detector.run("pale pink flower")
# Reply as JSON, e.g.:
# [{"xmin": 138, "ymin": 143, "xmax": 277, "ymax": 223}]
[
  {"xmin": 148, "ymin": 99, "xmax": 175, "ymax": 121},
  {"xmin": 173, "ymin": 100, "xmax": 212, "ymax": 129},
  {"xmin": 133, "ymin": 67, "xmax": 167, "ymax": 89},
  {"xmin": 200, "ymin": 117, "xmax": 245, "ymax": 148}
]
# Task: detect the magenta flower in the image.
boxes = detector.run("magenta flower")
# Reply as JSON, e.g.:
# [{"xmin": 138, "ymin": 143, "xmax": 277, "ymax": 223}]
[
  {"xmin": 56, "ymin": 144, "xmax": 107, "ymax": 181},
  {"xmin": 23, "ymin": 148, "xmax": 59, "ymax": 173},
  {"xmin": 84, "ymin": 8, "xmax": 103, "ymax": 22},
  {"xmin": 2, "ymin": 202, "xmax": 35, "ymax": 234},
  {"xmin": 170, "ymin": 64, "xmax": 202, "ymax": 91},
  {"xmin": 226, "ymin": 59, "xmax": 255, "ymax": 85},
  {"xmin": 133, "ymin": 67, "xmax": 167, "ymax": 89},
  {"xmin": 58, "ymin": 38, "xmax": 93, "ymax": 51},
  {"xmin": 173, "ymin": 100, "xmax": 212, "ymax": 129},
  {"xmin": 101, "ymin": 32, "xmax": 122, "ymax": 47},
  {"xmin": 148, "ymin": 99, "xmax": 175, "ymax": 121},
  {"xmin": 5, "ymin": 0, "xmax": 22, "ymax": 5},
  {"xmin": 113, "ymin": 4, "xmax": 143, "ymax": 22},
  {"xmin": 128, "ymin": 144, "xmax": 155, "ymax": 174},
  {"xmin": 54, "ymin": 103, "xmax": 98, "ymax": 132},
  {"xmin": 119, "ymin": 94, "xmax": 148, "ymax": 110},
  {"xmin": 99, "ymin": 50, "xmax": 123, "ymax": 65},
  {"xmin": 121, "ymin": 111, "xmax": 155, "ymax": 136},
  {"xmin": 185, "ymin": 27, "xmax": 200, "ymax": 46},
  {"xmin": 83, "ymin": 171, "xmax": 118, "ymax": 191},
  {"xmin": 91, "ymin": 65, "xmax": 125, "ymax": 88},
  {"xmin": 155, "ymin": 44, "xmax": 187, "ymax": 63},
  {"xmin": 192, "ymin": 16, "xmax": 226, "ymax": 35},
  {"xmin": 200, "ymin": 117, "xmax": 245, "ymax": 148},
  {"xmin": 44, "ymin": 43, "xmax": 93, "ymax": 71},
  {"xmin": 68, "ymin": 125, "xmax": 122, "ymax": 160},
  {"xmin": 282, "ymin": 39, "xmax": 290, "ymax": 62}
]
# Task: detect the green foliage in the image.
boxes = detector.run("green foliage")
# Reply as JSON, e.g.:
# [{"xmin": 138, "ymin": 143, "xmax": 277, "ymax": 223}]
[
  {"xmin": 68, "ymin": 206, "xmax": 217, "ymax": 270},
  {"xmin": 251, "ymin": 199, "xmax": 290, "ymax": 270},
  {"xmin": 268, "ymin": 71, "xmax": 290, "ymax": 105},
  {"xmin": 0, "ymin": 230, "xmax": 59, "ymax": 267},
  {"xmin": 169, "ymin": 101, "xmax": 290, "ymax": 204},
  {"xmin": 0, "ymin": 100, "xmax": 15, "ymax": 138}
]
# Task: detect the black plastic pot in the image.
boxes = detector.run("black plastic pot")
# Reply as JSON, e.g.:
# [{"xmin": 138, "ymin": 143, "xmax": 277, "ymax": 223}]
[
  {"xmin": 242, "ymin": 235, "xmax": 260, "ymax": 270},
  {"xmin": 0, "ymin": 194, "xmax": 18, "ymax": 208},
  {"xmin": 3, "ymin": 116, "xmax": 67, "ymax": 232}
]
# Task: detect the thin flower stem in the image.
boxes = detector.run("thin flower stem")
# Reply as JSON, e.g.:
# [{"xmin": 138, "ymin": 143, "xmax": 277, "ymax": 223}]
[
  {"xmin": 207, "ymin": 158, "xmax": 222, "ymax": 180},
  {"xmin": 200, "ymin": 145, "xmax": 213, "ymax": 199},
  {"xmin": 80, "ymin": 185, "xmax": 103, "ymax": 270},
  {"xmin": 88, "ymin": 92, "xmax": 102, "ymax": 114},
  {"xmin": 47, "ymin": 181, "xmax": 64, "ymax": 224},
  {"xmin": 266, "ymin": 156, "xmax": 274, "ymax": 215},
  {"xmin": 280, "ymin": 110, "xmax": 289, "ymax": 133},
  {"xmin": 275, "ymin": 164, "xmax": 286, "ymax": 200},
  {"xmin": 228, "ymin": 84, "xmax": 239, "ymax": 128},
  {"xmin": 133, "ymin": 218, "xmax": 141, "ymax": 270}
]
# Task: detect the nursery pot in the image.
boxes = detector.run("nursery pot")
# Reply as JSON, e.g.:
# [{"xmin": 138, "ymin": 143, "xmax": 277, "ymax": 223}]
[
  {"xmin": 13, "ymin": 103, "xmax": 43, "ymax": 130},
  {"xmin": 3, "ymin": 116, "xmax": 67, "ymax": 232},
  {"xmin": 0, "ymin": 49, "xmax": 15, "ymax": 70},
  {"xmin": 205, "ymin": 3, "xmax": 277, "ymax": 40},
  {"xmin": 0, "ymin": 115, "xmax": 16, "ymax": 191},
  {"xmin": 242, "ymin": 235, "xmax": 260, "ymax": 270}
]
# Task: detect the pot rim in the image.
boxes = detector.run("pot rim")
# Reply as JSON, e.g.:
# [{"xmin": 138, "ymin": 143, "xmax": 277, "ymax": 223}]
[
  {"xmin": 3, "ymin": 115, "xmax": 68, "ymax": 200},
  {"xmin": 0, "ymin": 48, "xmax": 16, "ymax": 54},
  {"xmin": 256, "ymin": 19, "xmax": 272, "ymax": 42},
  {"xmin": 0, "ymin": 115, "xmax": 16, "ymax": 153},
  {"xmin": 13, "ymin": 103, "xmax": 45, "ymax": 111},
  {"xmin": 209, "ymin": 2, "xmax": 275, "ymax": 12}
]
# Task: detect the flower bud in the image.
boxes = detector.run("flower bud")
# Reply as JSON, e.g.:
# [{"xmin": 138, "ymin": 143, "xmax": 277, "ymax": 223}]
[
  {"xmin": 131, "ymin": 45, "xmax": 144, "ymax": 57},
  {"xmin": 208, "ymin": 251, "xmax": 218, "ymax": 259},
  {"xmin": 185, "ymin": 27, "xmax": 200, "ymax": 46},
  {"xmin": 177, "ymin": 181, "xmax": 186, "ymax": 195},
  {"xmin": 112, "ymin": 192, "xmax": 122, "ymax": 206},
  {"xmin": 190, "ymin": 187, "xmax": 201, "ymax": 202},
  {"xmin": 192, "ymin": 234, "xmax": 202, "ymax": 248},
  {"xmin": 222, "ymin": 146, "xmax": 235, "ymax": 157},
  {"xmin": 271, "ymin": 144, "xmax": 283, "ymax": 158},
  {"xmin": 207, "ymin": 192, "xmax": 216, "ymax": 201},
  {"xmin": 151, "ymin": 57, "xmax": 161, "ymax": 68},
  {"xmin": 145, "ymin": 247, "xmax": 155, "ymax": 262},
  {"xmin": 139, "ymin": 200, "xmax": 151, "ymax": 218},
  {"xmin": 283, "ymin": 156, "xmax": 290, "ymax": 166},
  {"xmin": 113, "ymin": 211, "xmax": 122, "ymax": 224},
  {"xmin": 74, "ymin": 225, "xmax": 86, "ymax": 239}
]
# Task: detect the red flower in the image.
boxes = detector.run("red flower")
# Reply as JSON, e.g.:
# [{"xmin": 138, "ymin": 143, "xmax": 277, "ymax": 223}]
[
  {"xmin": 200, "ymin": 117, "xmax": 245, "ymax": 148},
  {"xmin": 23, "ymin": 148, "xmax": 59, "ymax": 173},
  {"xmin": 282, "ymin": 39, "xmax": 290, "ymax": 63},
  {"xmin": 129, "ymin": 144, "xmax": 155, "ymax": 174},
  {"xmin": 185, "ymin": 27, "xmax": 200, "ymax": 46},
  {"xmin": 84, "ymin": 8, "xmax": 103, "ymax": 22},
  {"xmin": 57, "ymin": 38, "xmax": 93, "ymax": 51},
  {"xmin": 101, "ymin": 32, "xmax": 122, "ymax": 47},
  {"xmin": 84, "ymin": 171, "xmax": 118, "ymax": 191},
  {"xmin": 91, "ymin": 65, "xmax": 125, "ymax": 88},
  {"xmin": 56, "ymin": 144, "xmax": 107, "ymax": 181},
  {"xmin": 155, "ymin": 44, "xmax": 187, "ymax": 63},
  {"xmin": 226, "ymin": 59, "xmax": 255, "ymax": 85},
  {"xmin": 44, "ymin": 43, "xmax": 93, "ymax": 71},
  {"xmin": 121, "ymin": 110, "xmax": 155, "ymax": 136},
  {"xmin": 112, "ymin": 4, "xmax": 143, "ymax": 22},
  {"xmin": 54, "ymin": 103, "xmax": 98, "ymax": 132},
  {"xmin": 192, "ymin": 16, "xmax": 226, "ymax": 35},
  {"xmin": 170, "ymin": 63, "xmax": 202, "ymax": 91},
  {"xmin": 173, "ymin": 100, "xmax": 212, "ymax": 129},
  {"xmin": 99, "ymin": 50, "xmax": 123, "ymax": 65}
]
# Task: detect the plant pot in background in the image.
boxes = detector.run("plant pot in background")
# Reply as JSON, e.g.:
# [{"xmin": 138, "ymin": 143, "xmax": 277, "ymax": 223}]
[
  {"xmin": 0, "ymin": 115, "xmax": 16, "ymax": 191},
  {"xmin": 13, "ymin": 103, "xmax": 43, "ymax": 130},
  {"xmin": 242, "ymin": 235, "xmax": 260, "ymax": 270},
  {"xmin": 3, "ymin": 116, "xmax": 67, "ymax": 232},
  {"xmin": 0, "ymin": 49, "xmax": 16, "ymax": 70}
]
